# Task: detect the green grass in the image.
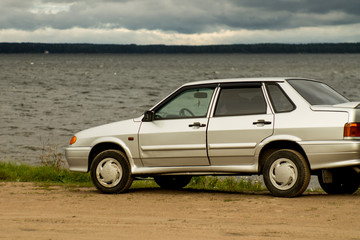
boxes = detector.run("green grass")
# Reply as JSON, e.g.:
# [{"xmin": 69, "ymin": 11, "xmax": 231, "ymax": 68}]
[
  {"xmin": 188, "ymin": 176, "xmax": 266, "ymax": 192},
  {"xmin": 0, "ymin": 162, "xmax": 265, "ymax": 192},
  {"xmin": 0, "ymin": 162, "xmax": 92, "ymax": 187},
  {"xmin": 131, "ymin": 179, "xmax": 159, "ymax": 189},
  {"xmin": 0, "ymin": 140, "xmax": 267, "ymax": 192},
  {"xmin": 0, "ymin": 142, "xmax": 265, "ymax": 192}
]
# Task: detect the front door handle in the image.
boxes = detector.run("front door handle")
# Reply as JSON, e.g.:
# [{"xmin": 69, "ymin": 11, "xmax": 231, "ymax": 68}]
[
  {"xmin": 253, "ymin": 119, "xmax": 272, "ymax": 125},
  {"xmin": 189, "ymin": 122, "xmax": 206, "ymax": 127}
]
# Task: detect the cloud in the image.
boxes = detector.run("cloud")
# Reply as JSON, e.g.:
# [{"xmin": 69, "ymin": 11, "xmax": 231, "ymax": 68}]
[
  {"xmin": 2, "ymin": 0, "xmax": 360, "ymax": 32},
  {"xmin": 0, "ymin": 0, "xmax": 359, "ymax": 44},
  {"xmin": 1, "ymin": 23, "xmax": 359, "ymax": 45}
]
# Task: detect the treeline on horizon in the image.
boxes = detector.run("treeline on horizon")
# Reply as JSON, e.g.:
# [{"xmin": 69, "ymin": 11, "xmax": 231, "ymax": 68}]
[{"xmin": 1, "ymin": 42, "xmax": 360, "ymax": 54}]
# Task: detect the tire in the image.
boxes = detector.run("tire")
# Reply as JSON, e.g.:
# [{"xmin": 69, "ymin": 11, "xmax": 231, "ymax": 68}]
[
  {"xmin": 318, "ymin": 168, "xmax": 360, "ymax": 195},
  {"xmin": 90, "ymin": 150, "xmax": 133, "ymax": 194},
  {"xmin": 154, "ymin": 176, "xmax": 192, "ymax": 189},
  {"xmin": 263, "ymin": 149, "xmax": 310, "ymax": 197}
]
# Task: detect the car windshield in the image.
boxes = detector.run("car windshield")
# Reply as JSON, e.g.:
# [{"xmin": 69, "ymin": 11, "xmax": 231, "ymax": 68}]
[{"xmin": 287, "ymin": 79, "xmax": 349, "ymax": 105}]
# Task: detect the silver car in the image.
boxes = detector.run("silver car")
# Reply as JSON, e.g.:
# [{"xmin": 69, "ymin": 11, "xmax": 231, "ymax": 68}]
[{"xmin": 65, "ymin": 78, "xmax": 360, "ymax": 197}]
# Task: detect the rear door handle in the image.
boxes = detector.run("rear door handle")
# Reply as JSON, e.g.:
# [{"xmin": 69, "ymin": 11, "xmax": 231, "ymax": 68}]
[
  {"xmin": 189, "ymin": 122, "xmax": 206, "ymax": 127},
  {"xmin": 253, "ymin": 119, "xmax": 272, "ymax": 125}
]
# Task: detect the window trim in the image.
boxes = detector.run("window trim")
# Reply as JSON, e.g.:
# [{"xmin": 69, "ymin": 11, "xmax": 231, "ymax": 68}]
[{"xmin": 219, "ymin": 82, "xmax": 262, "ymax": 89}]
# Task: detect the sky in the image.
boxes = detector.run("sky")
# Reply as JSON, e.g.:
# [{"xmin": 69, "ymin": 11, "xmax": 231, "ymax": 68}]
[{"xmin": 1, "ymin": 0, "xmax": 360, "ymax": 45}]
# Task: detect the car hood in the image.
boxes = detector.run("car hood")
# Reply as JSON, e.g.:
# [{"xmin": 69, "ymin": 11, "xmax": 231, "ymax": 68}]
[{"xmin": 73, "ymin": 118, "xmax": 142, "ymax": 146}]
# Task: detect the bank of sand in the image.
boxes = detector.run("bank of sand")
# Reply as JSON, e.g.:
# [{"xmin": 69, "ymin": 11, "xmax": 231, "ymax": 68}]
[{"xmin": 1, "ymin": 182, "xmax": 360, "ymax": 240}]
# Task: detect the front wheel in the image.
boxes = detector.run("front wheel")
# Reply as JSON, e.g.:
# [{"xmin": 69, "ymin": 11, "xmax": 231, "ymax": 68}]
[
  {"xmin": 90, "ymin": 150, "xmax": 133, "ymax": 194},
  {"xmin": 263, "ymin": 149, "xmax": 310, "ymax": 197},
  {"xmin": 154, "ymin": 176, "xmax": 192, "ymax": 189}
]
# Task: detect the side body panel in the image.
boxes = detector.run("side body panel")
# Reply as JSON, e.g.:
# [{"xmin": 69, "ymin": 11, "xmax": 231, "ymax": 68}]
[
  {"xmin": 138, "ymin": 118, "xmax": 209, "ymax": 167},
  {"xmin": 207, "ymin": 114, "xmax": 273, "ymax": 166}
]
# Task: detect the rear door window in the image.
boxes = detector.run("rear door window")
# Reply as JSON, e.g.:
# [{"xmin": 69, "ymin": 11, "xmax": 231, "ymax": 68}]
[{"xmin": 214, "ymin": 84, "xmax": 267, "ymax": 116}]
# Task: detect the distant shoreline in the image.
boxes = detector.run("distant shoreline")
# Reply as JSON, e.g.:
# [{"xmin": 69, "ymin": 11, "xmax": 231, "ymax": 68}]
[{"xmin": 1, "ymin": 42, "xmax": 360, "ymax": 54}]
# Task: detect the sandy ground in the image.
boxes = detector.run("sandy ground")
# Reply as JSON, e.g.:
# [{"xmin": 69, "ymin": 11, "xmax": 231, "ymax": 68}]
[{"xmin": 1, "ymin": 182, "xmax": 360, "ymax": 240}]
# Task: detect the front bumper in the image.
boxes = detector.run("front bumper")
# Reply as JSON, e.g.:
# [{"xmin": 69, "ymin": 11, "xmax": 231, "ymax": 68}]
[{"xmin": 65, "ymin": 147, "xmax": 91, "ymax": 172}]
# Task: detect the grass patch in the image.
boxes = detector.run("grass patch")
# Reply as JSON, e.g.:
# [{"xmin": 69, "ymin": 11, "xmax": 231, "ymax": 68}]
[
  {"xmin": 188, "ymin": 176, "xmax": 266, "ymax": 193},
  {"xmin": 0, "ymin": 162, "xmax": 265, "ymax": 193},
  {"xmin": 0, "ymin": 140, "xmax": 266, "ymax": 193},
  {"xmin": 131, "ymin": 179, "xmax": 159, "ymax": 189},
  {"xmin": 1, "ymin": 141, "xmax": 266, "ymax": 193},
  {"xmin": 0, "ymin": 162, "xmax": 92, "ymax": 187},
  {"xmin": 0, "ymin": 141, "xmax": 92, "ymax": 187}
]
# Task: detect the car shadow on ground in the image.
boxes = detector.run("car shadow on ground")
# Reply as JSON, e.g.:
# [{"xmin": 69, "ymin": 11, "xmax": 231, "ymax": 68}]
[{"xmin": 126, "ymin": 186, "xmax": 334, "ymax": 198}]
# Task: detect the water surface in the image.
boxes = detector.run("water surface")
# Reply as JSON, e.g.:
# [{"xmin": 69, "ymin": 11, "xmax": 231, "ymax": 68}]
[{"xmin": 1, "ymin": 54, "xmax": 359, "ymax": 165}]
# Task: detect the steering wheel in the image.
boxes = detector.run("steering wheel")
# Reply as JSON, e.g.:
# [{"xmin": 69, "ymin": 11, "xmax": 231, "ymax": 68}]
[{"xmin": 179, "ymin": 108, "xmax": 195, "ymax": 117}]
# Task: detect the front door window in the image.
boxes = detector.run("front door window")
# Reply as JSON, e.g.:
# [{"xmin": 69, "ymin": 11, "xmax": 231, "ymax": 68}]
[{"xmin": 155, "ymin": 87, "xmax": 215, "ymax": 119}]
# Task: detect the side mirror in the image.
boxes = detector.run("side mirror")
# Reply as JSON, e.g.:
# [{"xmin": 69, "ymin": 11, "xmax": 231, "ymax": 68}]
[{"xmin": 142, "ymin": 110, "xmax": 155, "ymax": 122}]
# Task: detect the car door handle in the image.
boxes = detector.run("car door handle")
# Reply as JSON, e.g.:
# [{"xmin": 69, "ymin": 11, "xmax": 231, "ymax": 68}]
[
  {"xmin": 253, "ymin": 119, "xmax": 272, "ymax": 125},
  {"xmin": 189, "ymin": 122, "xmax": 206, "ymax": 127}
]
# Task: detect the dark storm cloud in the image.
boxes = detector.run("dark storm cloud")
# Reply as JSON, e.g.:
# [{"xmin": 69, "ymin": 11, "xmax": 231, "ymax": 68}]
[
  {"xmin": 235, "ymin": 0, "xmax": 360, "ymax": 15},
  {"xmin": 227, "ymin": 0, "xmax": 360, "ymax": 28},
  {"xmin": 1, "ymin": 0, "xmax": 360, "ymax": 33}
]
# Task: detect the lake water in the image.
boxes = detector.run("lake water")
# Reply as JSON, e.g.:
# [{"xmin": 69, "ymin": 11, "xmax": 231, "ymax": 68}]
[{"xmin": 1, "ymin": 54, "xmax": 360, "ymax": 168}]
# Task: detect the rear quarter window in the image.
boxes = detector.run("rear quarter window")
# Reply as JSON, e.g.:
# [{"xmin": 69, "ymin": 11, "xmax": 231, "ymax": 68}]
[{"xmin": 266, "ymin": 83, "xmax": 295, "ymax": 113}]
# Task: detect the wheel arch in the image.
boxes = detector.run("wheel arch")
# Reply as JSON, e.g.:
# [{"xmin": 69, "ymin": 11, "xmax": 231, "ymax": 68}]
[
  {"xmin": 258, "ymin": 140, "xmax": 309, "ymax": 173},
  {"xmin": 88, "ymin": 142, "xmax": 128, "ymax": 172}
]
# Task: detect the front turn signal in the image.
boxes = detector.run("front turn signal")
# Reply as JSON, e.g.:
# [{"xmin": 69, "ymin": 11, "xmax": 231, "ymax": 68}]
[
  {"xmin": 69, "ymin": 136, "xmax": 77, "ymax": 145},
  {"xmin": 344, "ymin": 123, "xmax": 360, "ymax": 137}
]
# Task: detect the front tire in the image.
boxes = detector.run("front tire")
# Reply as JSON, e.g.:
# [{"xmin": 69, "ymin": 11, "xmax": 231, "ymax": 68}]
[
  {"xmin": 90, "ymin": 150, "xmax": 133, "ymax": 194},
  {"xmin": 154, "ymin": 176, "xmax": 192, "ymax": 189},
  {"xmin": 263, "ymin": 149, "xmax": 310, "ymax": 197}
]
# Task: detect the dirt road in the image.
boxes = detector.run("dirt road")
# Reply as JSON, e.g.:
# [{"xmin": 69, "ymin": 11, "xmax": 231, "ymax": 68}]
[{"xmin": 1, "ymin": 182, "xmax": 359, "ymax": 240}]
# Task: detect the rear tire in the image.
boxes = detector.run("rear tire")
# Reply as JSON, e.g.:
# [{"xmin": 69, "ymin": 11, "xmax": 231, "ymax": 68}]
[
  {"xmin": 318, "ymin": 168, "xmax": 360, "ymax": 195},
  {"xmin": 263, "ymin": 149, "xmax": 310, "ymax": 197},
  {"xmin": 154, "ymin": 176, "xmax": 192, "ymax": 189},
  {"xmin": 90, "ymin": 150, "xmax": 133, "ymax": 194}
]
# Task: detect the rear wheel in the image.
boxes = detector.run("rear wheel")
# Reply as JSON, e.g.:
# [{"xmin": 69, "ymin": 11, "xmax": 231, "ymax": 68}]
[
  {"xmin": 90, "ymin": 150, "xmax": 133, "ymax": 194},
  {"xmin": 263, "ymin": 149, "xmax": 310, "ymax": 197},
  {"xmin": 154, "ymin": 176, "xmax": 192, "ymax": 189},
  {"xmin": 318, "ymin": 168, "xmax": 360, "ymax": 195}
]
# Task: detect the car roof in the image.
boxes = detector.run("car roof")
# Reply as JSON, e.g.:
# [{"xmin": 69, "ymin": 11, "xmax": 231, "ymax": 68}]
[{"xmin": 182, "ymin": 77, "xmax": 312, "ymax": 87}]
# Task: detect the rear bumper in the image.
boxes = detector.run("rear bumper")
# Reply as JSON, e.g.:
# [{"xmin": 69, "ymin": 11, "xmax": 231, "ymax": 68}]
[
  {"xmin": 65, "ymin": 147, "xmax": 91, "ymax": 172},
  {"xmin": 300, "ymin": 140, "xmax": 360, "ymax": 170}
]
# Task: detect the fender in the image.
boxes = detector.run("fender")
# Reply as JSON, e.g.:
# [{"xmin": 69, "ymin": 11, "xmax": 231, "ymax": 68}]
[
  {"xmin": 90, "ymin": 136, "xmax": 138, "ymax": 168},
  {"xmin": 255, "ymin": 134, "xmax": 303, "ymax": 159}
]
